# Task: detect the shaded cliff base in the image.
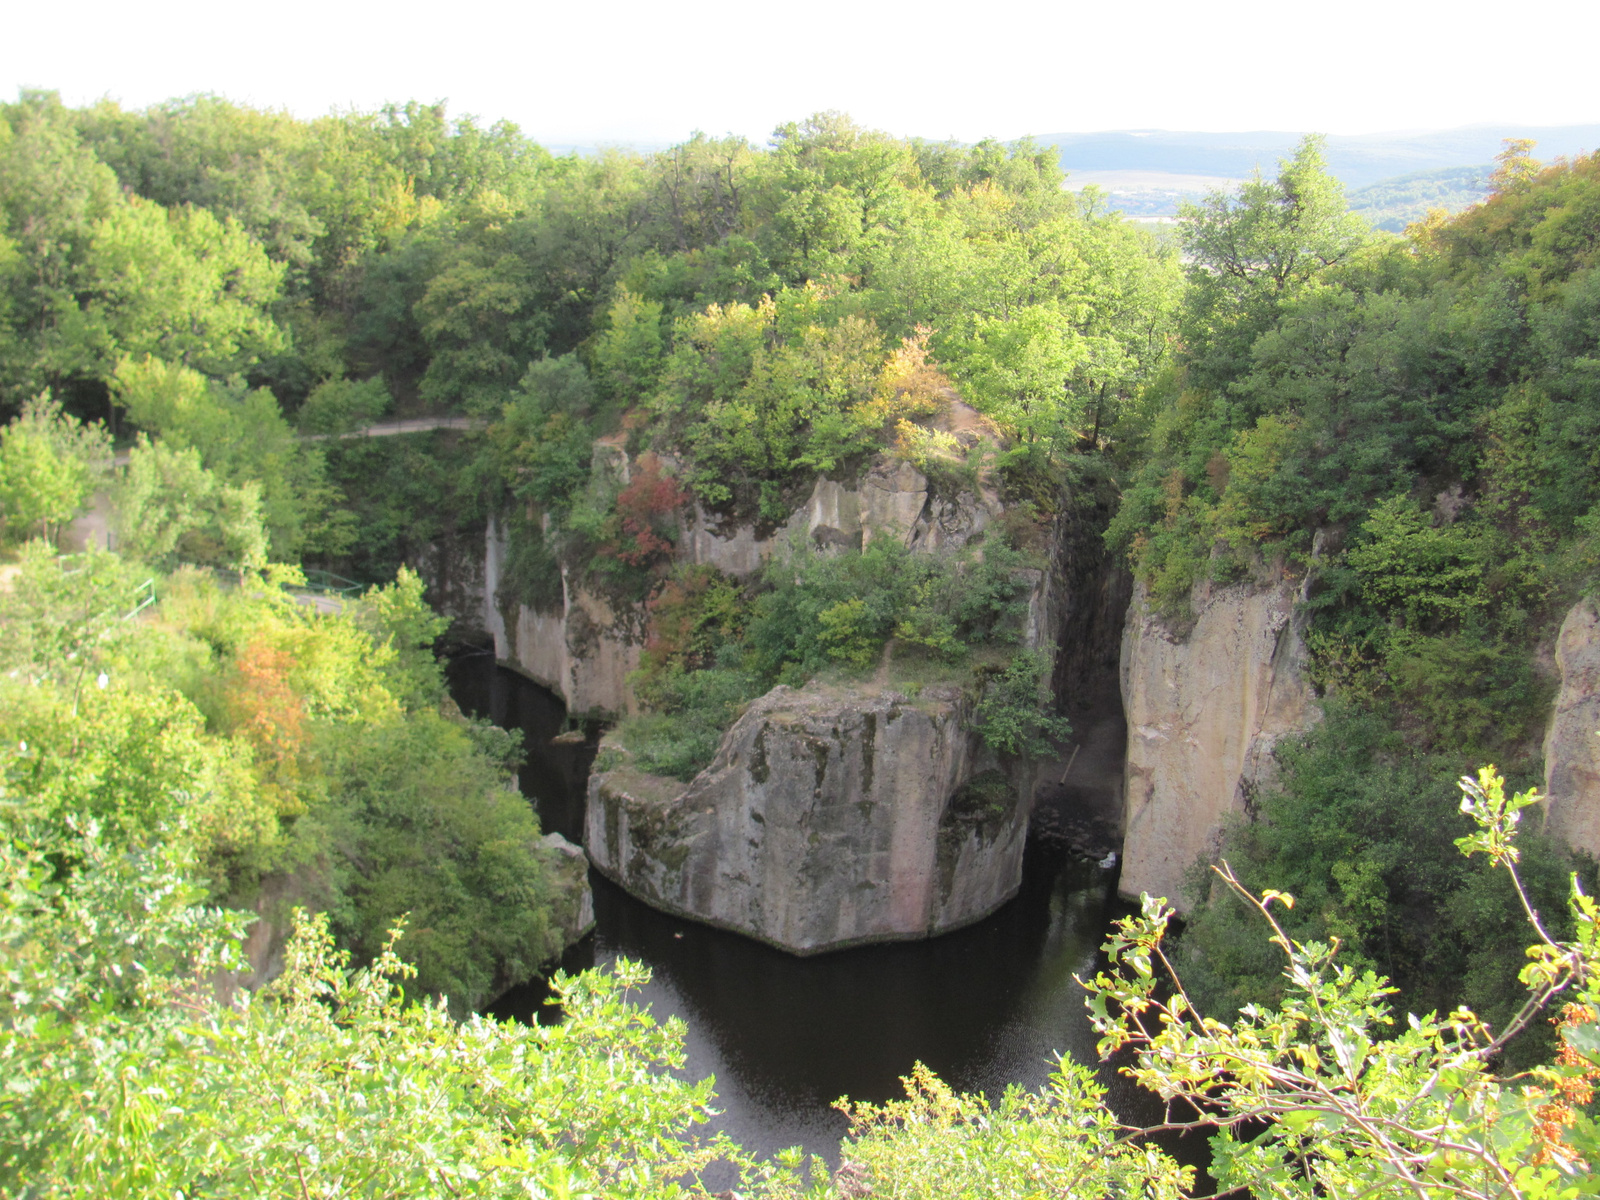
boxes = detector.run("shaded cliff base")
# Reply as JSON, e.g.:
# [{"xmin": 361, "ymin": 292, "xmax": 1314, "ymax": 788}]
[
  {"xmin": 583, "ymin": 853, "xmax": 1023, "ymax": 958},
  {"xmin": 1031, "ymin": 712, "xmax": 1126, "ymax": 865}
]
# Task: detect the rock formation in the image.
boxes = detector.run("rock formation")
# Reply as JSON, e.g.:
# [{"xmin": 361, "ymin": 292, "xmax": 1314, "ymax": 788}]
[
  {"xmin": 485, "ymin": 422, "xmax": 1004, "ymax": 716},
  {"xmin": 585, "ymin": 682, "xmax": 1027, "ymax": 953},
  {"xmin": 484, "ymin": 514, "xmax": 646, "ymax": 715},
  {"xmin": 1544, "ymin": 598, "xmax": 1600, "ymax": 856},
  {"xmin": 540, "ymin": 830, "xmax": 597, "ymax": 943},
  {"xmin": 501, "ymin": 405, "xmax": 1059, "ymax": 953},
  {"xmin": 1118, "ymin": 574, "xmax": 1319, "ymax": 911}
]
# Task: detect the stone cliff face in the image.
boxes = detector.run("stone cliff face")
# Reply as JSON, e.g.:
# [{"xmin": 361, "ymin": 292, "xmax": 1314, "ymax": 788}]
[
  {"xmin": 485, "ymin": 426, "xmax": 1004, "ymax": 715},
  {"xmin": 1118, "ymin": 574, "xmax": 1319, "ymax": 911},
  {"xmin": 483, "ymin": 515, "xmax": 645, "ymax": 715},
  {"xmin": 539, "ymin": 831, "xmax": 597, "ymax": 945},
  {"xmin": 1544, "ymin": 598, "xmax": 1600, "ymax": 856},
  {"xmin": 585, "ymin": 682, "xmax": 1027, "ymax": 953},
  {"xmin": 501, "ymin": 408, "xmax": 1051, "ymax": 953}
]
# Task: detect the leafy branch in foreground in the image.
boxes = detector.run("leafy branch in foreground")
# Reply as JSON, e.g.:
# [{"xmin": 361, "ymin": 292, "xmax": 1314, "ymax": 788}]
[{"xmin": 1082, "ymin": 765, "xmax": 1600, "ymax": 1200}]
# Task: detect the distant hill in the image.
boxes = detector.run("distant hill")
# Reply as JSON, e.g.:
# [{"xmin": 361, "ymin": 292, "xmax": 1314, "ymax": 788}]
[
  {"xmin": 1038, "ymin": 124, "xmax": 1598, "ymax": 221},
  {"xmin": 1035, "ymin": 125, "xmax": 1600, "ymax": 190},
  {"xmin": 1346, "ymin": 164, "xmax": 1491, "ymax": 232}
]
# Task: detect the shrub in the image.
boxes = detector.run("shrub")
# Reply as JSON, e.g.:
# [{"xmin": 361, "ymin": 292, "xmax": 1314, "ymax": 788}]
[
  {"xmin": 618, "ymin": 662, "xmax": 762, "ymax": 781},
  {"xmin": 296, "ymin": 376, "xmax": 391, "ymax": 434},
  {"xmin": 971, "ymin": 649, "xmax": 1072, "ymax": 759}
]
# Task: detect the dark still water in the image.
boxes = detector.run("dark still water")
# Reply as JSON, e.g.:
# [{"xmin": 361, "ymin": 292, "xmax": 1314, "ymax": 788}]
[{"xmin": 446, "ymin": 656, "xmax": 1164, "ymax": 1164}]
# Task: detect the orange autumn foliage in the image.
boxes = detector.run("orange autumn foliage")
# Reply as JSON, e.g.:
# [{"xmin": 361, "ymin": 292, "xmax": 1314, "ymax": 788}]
[
  {"xmin": 219, "ymin": 638, "xmax": 308, "ymax": 796},
  {"xmin": 1532, "ymin": 1003, "xmax": 1600, "ymax": 1168}
]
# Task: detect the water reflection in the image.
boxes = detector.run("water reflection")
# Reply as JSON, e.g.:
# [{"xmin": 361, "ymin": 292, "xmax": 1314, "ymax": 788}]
[{"xmin": 448, "ymin": 657, "xmax": 1160, "ymax": 1163}]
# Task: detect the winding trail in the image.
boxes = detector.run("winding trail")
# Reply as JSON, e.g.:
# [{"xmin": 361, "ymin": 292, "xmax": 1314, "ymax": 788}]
[
  {"xmin": 110, "ymin": 414, "xmax": 486, "ymax": 466},
  {"xmin": 77, "ymin": 416, "xmax": 484, "ymax": 561}
]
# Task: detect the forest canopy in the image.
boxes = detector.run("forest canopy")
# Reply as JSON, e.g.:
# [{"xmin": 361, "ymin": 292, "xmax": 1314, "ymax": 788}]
[{"xmin": 2, "ymin": 84, "xmax": 1600, "ymax": 1198}]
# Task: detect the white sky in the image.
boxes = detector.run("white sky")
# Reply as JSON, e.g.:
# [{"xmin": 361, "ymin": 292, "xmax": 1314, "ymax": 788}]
[{"xmin": 8, "ymin": 0, "xmax": 1599, "ymax": 146}]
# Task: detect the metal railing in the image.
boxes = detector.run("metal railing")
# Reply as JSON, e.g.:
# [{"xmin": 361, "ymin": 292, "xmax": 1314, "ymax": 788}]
[
  {"xmin": 297, "ymin": 569, "xmax": 366, "ymax": 598},
  {"xmin": 122, "ymin": 578, "xmax": 157, "ymax": 620}
]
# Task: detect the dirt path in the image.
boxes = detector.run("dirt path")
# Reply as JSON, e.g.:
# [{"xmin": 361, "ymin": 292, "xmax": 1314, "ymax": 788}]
[
  {"xmin": 300, "ymin": 415, "xmax": 486, "ymax": 442},
  {"xmin": 109, "ymin": 415, "xmax": 487, "ymax": 466}
]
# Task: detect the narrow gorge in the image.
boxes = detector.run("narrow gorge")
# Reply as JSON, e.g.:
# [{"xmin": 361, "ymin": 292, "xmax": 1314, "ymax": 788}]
[
  {"xmin": 428, "ymin": 452, "xmax": 1600, "ymax": 955},
  {"xmin": 405, "ymin": 439, "xmax": 1211, "ymax": 956}
]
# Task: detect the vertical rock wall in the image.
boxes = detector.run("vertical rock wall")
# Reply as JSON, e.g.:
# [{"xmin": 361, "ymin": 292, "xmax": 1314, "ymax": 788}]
[
  {"xmin": 1544, "ymin": 598, "xmax": 1600, "ymax": 856},
  {"xmin": 1118, "ymin": 574, "xmax": 1319, "ymax": 910},
  {"xmin": 483, "ymin": 515, "xmax": 645, "ymax": 715},
  {"xmin": 486, "ymin": 427, "xmax": 1005, "ymax": 716}
]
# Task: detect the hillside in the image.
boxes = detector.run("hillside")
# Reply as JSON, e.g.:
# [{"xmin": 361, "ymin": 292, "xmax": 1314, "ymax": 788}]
[
  {"xmin": 2, "ymin": 92, "xmax": 1598, "ymax": 1197},
  {"xmin": 1048, "ymin": 122, "xmax": 1600, "ymax": 217},
  {"xmin": 1039, "ymin": 123, "xmax": 1600, "ymax": 186},
  {"xmin": 1346, "ymin": 162, "xmax": 1491, "ymax": 230}
]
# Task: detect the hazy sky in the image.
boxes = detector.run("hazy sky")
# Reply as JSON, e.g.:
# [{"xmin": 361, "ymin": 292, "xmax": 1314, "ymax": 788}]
[{"xmin": 8, "ymin": 0, "xmax": 1599, "ymax": 146}]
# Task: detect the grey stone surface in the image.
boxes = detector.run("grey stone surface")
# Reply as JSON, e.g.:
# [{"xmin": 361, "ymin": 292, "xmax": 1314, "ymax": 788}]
[
  {"xmin": 1544, "ymin": 598, "xmax": 1600, "ymax": 856},
  {"xmin": 539, "ymin": 831, "xmax": 596, "ymax": 942},
  {"xmin": 484, "ymin": 515, "xmax": 645, "ymax": 715},
  {"xmin": 1118, "ymin": 574, "xmax": 1319, "ymax": 912},
  {"xmin": 585, "ymin": 682, "xmax": 1028, "ymax": 954}
]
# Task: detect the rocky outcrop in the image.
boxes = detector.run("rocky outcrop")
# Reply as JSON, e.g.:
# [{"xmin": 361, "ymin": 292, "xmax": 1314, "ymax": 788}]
[
  {"xmin": 539, "ymin": 831, "xmax": 597, "ymax": 943},
  {"xmin": 1544, "ymin": 598, "xmax": 1600, "ymax": 856},
  {"xmin": 487, "ymin": 425, "xmax": 1006, "ymax": 715},
  {"xmin": 585, "ymin": 682, "xmax": 1028, "ymax": 954},
  {"xmin": 680, "ymin": 456, "xmax": 999, "ymax": 575},
  {"xmin": 1118, "ymin": 574, "xmax": 1319, "ymax": 911}
]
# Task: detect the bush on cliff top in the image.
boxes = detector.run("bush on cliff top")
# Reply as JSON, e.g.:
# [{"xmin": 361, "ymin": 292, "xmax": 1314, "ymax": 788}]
[{"xmin": 612, "ymin": 534, "xmax": 1050, "ymax": 780}]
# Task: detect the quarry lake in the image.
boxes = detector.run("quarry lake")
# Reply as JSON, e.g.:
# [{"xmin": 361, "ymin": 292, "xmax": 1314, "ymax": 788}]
[{"xmin": 448, "ymin": 656, "xmax": 1161, "ymax": 1163}]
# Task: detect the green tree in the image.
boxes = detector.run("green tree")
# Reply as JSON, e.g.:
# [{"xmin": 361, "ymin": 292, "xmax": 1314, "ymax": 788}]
[
  {"xmin": 295, "ymin": 375, "xmax": 392, "ymax": 434},
  {"xmin": 113, "ymin": 437, "xmax": 268, "ymax": 572},
  {"xmin": 1086, "ymin": 766, "xmax": 1600, "ymax": 1199},
  {"xmin": 112, "ymin": 356, "xmax": 346, "ymax": 559},
  {"xmin": 1179, "ymin": 135, "xmax": 1370, "ymax": 391},
  {"xmin": 955, "ymin": 304, "xmax": 1091, "ymax": 452},
  {"xmin": 971, "ymin": 648, "xmax": 1072, "ymax": 758},
  {"xmin": 0, "ymin": 91, "xmax": 123, "ymax": 408},
  {"xmin": 490, "ymin": 354, "xmax": 599, "ymax": 512},
  {"xmin": 82, "ymin": 195, "xmax": 286, "ymax": 378},
  {"xmin": 76, "ymin": 94, "xmax": 327, "ymax": 286},
  {"xmin": 0, "ymin": 394, "xmax": 110, "ymax": 543},
  {"xmin": 755, "ymin": 112, "xmax": 919, "ymax": 287},
  {"xmin": 0, "ymin": 540, "xmax": 141, "ymax": 682},
  {"xmin": 1176, "ymin": 703, "xmax": 1577, "ymax": 1054},
  {"xmin": 309, "ymin": 705, "xmax": 559, "ymax": 1013}
]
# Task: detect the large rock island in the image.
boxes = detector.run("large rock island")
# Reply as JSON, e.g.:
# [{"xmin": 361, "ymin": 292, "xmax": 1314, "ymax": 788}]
[{"xmin": 585, "ymin": 681, "xmax": 1028, "ymax": 953}]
